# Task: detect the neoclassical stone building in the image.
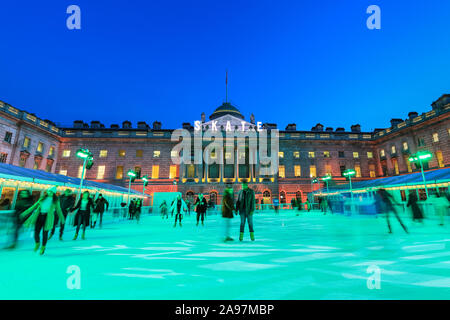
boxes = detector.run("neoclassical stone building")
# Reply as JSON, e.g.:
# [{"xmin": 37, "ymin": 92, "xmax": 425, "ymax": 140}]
[{"xmin": 0, "ymin": 94, "xmax": 449, "ymax": 205}]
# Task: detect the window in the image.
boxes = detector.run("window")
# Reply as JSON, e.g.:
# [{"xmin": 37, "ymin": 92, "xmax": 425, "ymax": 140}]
[
  {"xmin": 323, "ymin": 151, "xmax": 330, "ymax": 158},
  {"xmin": 436, "ymin": 151, "xmax": 444, "ymax": 168},
  {"xmin": 77, "ymin": 165, "xmax": 85, "ymax": 179},
  {"xmin": 136, "ymin": 150, "xmax": 143, "ymax": 158},
  {"xmin": 118, "ymin": 150, "xmax": 126, "ymax": 157},
  {"xmin": 309, "ymin": 165, "xmax": 317, "ymax": 178},
  {"xmin": 62, "ymin": 150, "xmax": 71, "ymax": 157},
  {"xmin": 293, "ymin": 151, "xmax": 300, "ymax": 158},
  {"xmin": 392, "ymin": 158, "xmax": 399, "ymax": 175},
  {"xmin": 211, "ymin": 151, "xmax": 217, "ymax": 159},
  {"xmin": 355, "ymin": 165, "xmax": 361, "ymax": 178},
  {"xmin": 391, "ymin": 146, "xmax": 396, "ymax": 154},
  {"xmin": 338, "ymin": 151, "xmax": 345, "ymax": 158},
  {"xmin": 171, "ymin": 150, "xmax": 178, "ymax": 158},
  {"xmin": 225, "ymin": 152, "xmax": 232, "ymax": 160},
  {"xmin": 45, "ymin": 161, "xmax": 52, "ymax": 172},
  {"xmin": 239, "ymin": 151, "xmax": 246, "ymax": 159},
  {"xmin": 134, "ymin": 166, "xmax": 141, "ymax": 178},
  {"xmin": 59, "ymin": 169, "xmax": 68, "ymax": 176},
  {"xmin": 99, "ymin": 150, "xmax": 108, "ymax": 157},
  {"xmin": 4, "ymin": 132, "xmax": 12, "ymax": 143},
  {"xmin": 19, "ymin": 155, "xmax": 27, "ymax": 167},
  {"xmin": 353, "ymin": 152, "xmax": 359, "ymax": 158},
  {"xmin": 432, "ymin": 133, "xmax": 439, "ymax": 143},
  {"xmin": 97, "ymin": 165, "xmax": 105, "ymax": 179},
  {"xmin": 367, "ymin": 151, "xmax": 373, "ymax": 159},
  {"xmin": 294, "ymin": 165, "xmax": 301, "ymax": 177},
  {"xmin": 417, "ymin": 137, "xmax": 425, "ymax": 147},
  {"xmin": 187, "ymin": 164, "xmax": 195, "ymax": 178},
  {"xmin": 308, "ymin": 152, "xmax": 315, "ymax": 158},
  {"xmin": 380, "ymin": 149, "xmax": 385, "ymax": 157},
  {"xmin": 278, "ymin": 152, "xmax": 284, "ymax": 159},
  {"xmin": 33, "ymin": 160, "xmax": 39, "ymax": 170},
  {"xmin": 0, "ymin": 153, "xmax": 7, "ymax": 163},
  {"xmin": 37, "ymin": 142, "xmax": 44, "ymax": 153},
  {"xmin": 405, "ymin": 155, "xmax": 412, "ymax": 172},
  {"xmin": 325, "ymin": 164, "xmax": 332, "ymax": 175},
  {"xmin": 23, "ymin": 137, "xmax": 30, "ymax": 148},
  {"xmin": 402, "ymin": 142, "xmax": 409, "ymax": 151},
  {"xmin": 153, "ymin": 150, "xmax": 160, "ymax": 158},
  {"xmin": 48, "ymin": 146, "xmax": 55, "ymax": 157},
  {"xmin": 169, "ymin": 165, "xmax": 177, "ymax": 179},
  {"xmin": 115, "ymin": 166, "xmax": 123, "ymax": 179},
  {"xmin": 152, "ymin": 165, "xmax": 159, "ymax": 179},
  {"xmin": 278, "ymin": 165, "xmax": 285, "ymax": 178},
  {"xmin": 369, "ymin": 164, "xmax": 376, "ymax": 178}
]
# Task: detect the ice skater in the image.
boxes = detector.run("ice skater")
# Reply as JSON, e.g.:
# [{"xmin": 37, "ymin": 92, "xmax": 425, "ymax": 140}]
[
  {"xmin": 160, "ymin": 200, "xmax": 168, "ymax": 219},
  {"xmin": 170, "ymin": 194, "xmax": 187, "ymax": 227},
  {"xmin": 194, "ymin": 193, "xmax": 208, "ymax": 226},
  {"xmin": 20, "ymin": 186, "xmax": 65, "ymax": 255},
  {"xmin": 236, "ymin": 181, "xmax": 256, "ymax": 241},
  {"xmin": 5, "ymin": 190, "xmax": 34, "ymax": 249},
  {"xmin": 71, "ymin": 191, "xmax": 95, "ymax": 240},
  {"xmin": 222, "ymin": 185, "xmax": 235, "ymax": 242},
  {"xmin": 375, "ymin": 188, "xmax": 408, "ymax": 234},
  {"xmin": 92, "ymin": 193, "xmax": 109, "ymax": 228},
  {"xmin": 49, "ymin": 189, "xmax": 75, "ymax": 240}
]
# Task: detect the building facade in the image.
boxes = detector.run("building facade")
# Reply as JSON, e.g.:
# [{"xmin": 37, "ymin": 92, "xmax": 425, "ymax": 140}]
[{"xmin": 1, "ymin": 94, "xmax": 449, "ymax": 205}]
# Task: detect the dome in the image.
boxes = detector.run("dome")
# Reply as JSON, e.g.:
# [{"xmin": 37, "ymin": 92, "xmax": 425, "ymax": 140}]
[{"xmin": 209, "ymin": 102, "xmax": 244, "ymax": 120}]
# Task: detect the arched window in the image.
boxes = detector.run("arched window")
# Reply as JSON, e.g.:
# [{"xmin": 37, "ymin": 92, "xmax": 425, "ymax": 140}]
[{"xmin": 210, "ymin": 191, "xmax": 218, "ymax": 205}]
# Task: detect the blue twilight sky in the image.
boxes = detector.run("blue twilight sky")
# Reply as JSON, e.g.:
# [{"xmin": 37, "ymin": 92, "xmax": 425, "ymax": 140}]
[{"xmin": 0, "ymin": 0, "xmax": 449, "ymax": 131}]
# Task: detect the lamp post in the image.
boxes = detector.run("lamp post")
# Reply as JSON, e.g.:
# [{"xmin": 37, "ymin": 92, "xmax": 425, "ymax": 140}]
[
  {"xmin": 75, "ymin": 148, "xmax": 93, "ymax": 201},
  {"xmin": 127, "ymin": 170, "xmax": 137, "ymax": 206},
  {"xmin": 142, "ymin": 175, "xmax": 148, "ymax": 196},
  {"xmin": 321, "ymin": 174, "xmax": 332, "ymax": 193},
  {"xmin": 343, "ymin": 169, "xmax": 356, "ymax": 210},
  {"xmin": 408, "ymin": 151, "xmax": 432, "ymax": 198}
]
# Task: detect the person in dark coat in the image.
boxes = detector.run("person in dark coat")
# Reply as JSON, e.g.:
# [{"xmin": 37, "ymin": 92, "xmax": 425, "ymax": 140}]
[
  {"xmin": 222, "ymin": 185, "xmax": 235, "ymax": 242},
  {"xmin": 128, "ymin": 199, "xmax": 137, "ymax": 220},
  {"xmin": 194, "ymin": 194, "xmax": 208, "ymax": 226},
  {"xmin": 375, "ymin": 188, "xmax": 408, "ymax": 234},
  {"xmin": 49, "ymin": 188, "xmax": 75, "ymax": 240},
  {"xmin": 236, "ymin": 181, "xmax": 256, "ymax": 241},
  {"xmin": 407, "ymin": 190, "xmax": 424, "ymax": 223},
  {"xmin": 5, "ymin": 190, "xmax": 34, "ymax": 249},
  {"xmin": 71, "ymin": 191, "xmax": 95, "ymax": 240},
  {"xmin": 93, "ymin": 193, "xmax": 109, "ymax": 228}
]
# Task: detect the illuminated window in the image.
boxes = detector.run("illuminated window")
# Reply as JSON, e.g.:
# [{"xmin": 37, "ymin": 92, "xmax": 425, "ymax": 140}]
[
  {"xmin": 118, "ymin": 150, "xmax": 126, "ymax": 157},
  {"xmin": 153, "ymin": 150, "xmax": 160, "ymax": 158},
  {"xmin": 171, "ymin": 150, "xmax": 179, "ymax": 158},
  {"xmin": 59, "ymin": 169, "xmax": 68, "ymax": 176},
  {"xmin": 278, "ymin": 165, "xmax": 285, "ymax": 178},
  {"xmin": 152, "ymin": 165, "xmax": 160, "ymax": 179},
  {"xmin": 367, "ymin": 151, "xmax": 373, "ymax": 159},
  {"xmin": 405, "ymin": 155, "xmax": 412, "ymax": 172},
  {"xmin": 436, "ymin": 151, "xmax": 444, "ymax": 168},
  {"xmin": 23, "ymin": 137, "xmax": 30, "ymax": 148},
  {"xmin": 293, "ymin": 151, "xmax": 300, "ymax": 158},
  {"xmin": 308, "ymin": 152, "xmax": 315, "ymax": 158},
  {"xmin": 392, "ymin": 159, "xmax": 399, "ymax": 175},
  {"xmin": 187, "ymin": 164, "xmax": 195, "ymax": 178},
  {"xmin": 99, "ymin": 150, "xmax": 108, "ymax": 157},
  {"xmin": 380, "ymin": 149, "xmax": 385, "ymax": 157},
  {"xmin": 97, "ymin": 165, "xmax": 105, "ymax": 179},
  {"xmin": 225, "ymin": 152, "xmax": 232, "ymax": 160},
  {"xmin": 278, "ymin": 152, "xmax": 284, "ymax": 159},
  {"xmin": 134, "ymin": 166, "xmax": 141, "ymax": 178},
  {"xmin": 323, "ymin": 151, "xmax": 330, "ymax": 158},
  {"xmin": 433, "ymin": 133, "xmax": 439, "ymax": 142},
  {"xmin": 239, "ymin": 151, "xmax": 246, "ymax": 159},
  {"xmin": 115, "ymin": 166, "xmax": 123, "ymax": 179},
  {"xmin": 169, "ymin": 165, "xmax": 177, "ymax": 179},
  {"xmin": 211, "ymin": 151, "xmax": 217, "ymax": 159},
  {"xmin": 136, "ymin": 150, "xmax": 143, "ymax": 158},
  {"xmin": 325, "ymin": 164, "xmax": 332, "ymax": 175},
  {"xmin": 62, "ymin": 150, "xmax": 71, "ymax": 157},
  {"xmin": 309, "ymin": 165, "xmax": 317, "ymax": 178},
  {"xmin": 369, "ymin": 164, "xmax": 376, "ymax": 177},
  {"xmin": 294, "ymin": 165, "xmax": 301, "ymax": 177},
  {"xmin": 37, "ymin": 142, "xmax": 44, "ymax": 153},
  {"xmin": 355, "ymin": 165, "xmax": 361, "ymax": 178},
  {"xmin": 353, "ymin": 152, "xmax": 359, "ymax": 158},
  {"xmin": 402, "ymin": 142, "xmax": 408, "ymax": 151},
  {"xmin": 49, "ymin": 146, "xmax": 55, "ymax": 157},
  {"xmin": 391, "ymin": 146, "xmax": 396, "ymax": 154}
]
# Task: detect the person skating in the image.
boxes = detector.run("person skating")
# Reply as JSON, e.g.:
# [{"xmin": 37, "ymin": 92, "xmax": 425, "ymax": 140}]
[
  {"xmin": 71, "ymin": 191, "xmax": 95, "ymax": 240},
  {"xmin": 20, "ymin": 186, "xmax": 65, "ymax": 255},
  {"xmin": 273, "ymin": 197, "xmax": 279, "ymax": 214},
  {"xmin": 430, "ymin": 191, "xmax": 449, "ymax": 226},
  {"xmin": 236, "ymin": 181, "xmax": 256, "ymax": 241},
  {"xmin": 135, "ymin": 198, "xmax": 142, "ymax": 223},
  {"xmin": 170, "ymin": 194, "xmax": 187, "ymax": 227},
  {"xmin": 222, "ymin": 185, "xmax": 236, "ymax": 242},
  {"xmin": 407, "ymin": 190, "xmax": 424, "ymax": 223},
  {"xmin": 321, "ymin": 197, "xmax": 329, "ymax": 215},
  {"xmin": 375, "ymin": 188, "xmax": 408, "ymax": 234},
  {"xmin": 160, "ymin": 200, "xmax": 168, "ymax": 219},
  {"xmin": 49, "ymin": 188, "xmax": 75, "ymax": 241},
  {"xmin": 92, "ymin": 193, "xmax": 109, "ymax": 228},
  {"xmin": 194, "ymin": 193, "xmax": 207, "ymax": 226},
  {"xmin": 128, "ymin": 199, "xmax": 137, "ymax": 220},
  {"xmin": 5, "ymin": 190, "xmax": 34, "ymax": 249}
]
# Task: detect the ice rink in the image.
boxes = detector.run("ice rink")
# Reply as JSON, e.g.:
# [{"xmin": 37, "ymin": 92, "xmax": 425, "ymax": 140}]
[{"xmin": 1, "ymin": 210, "xmax": 450, "ymax": 300}]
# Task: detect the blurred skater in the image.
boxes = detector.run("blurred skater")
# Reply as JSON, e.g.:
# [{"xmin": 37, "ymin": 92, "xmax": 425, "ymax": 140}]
[
  {"xmin": 407, "ymin": 190, "xmax": 424, "ymax": 223},
  {"xmin": 222, "ymin": 185, "xmax": 235, "ymax": 242},
  {"xmin": 375, "ymin": 188, "xmax": 408, "ymax": 234},
  {"xmin": 49, "ymin": 188, "xmax": 75, "ymax": 240},
  {"xmin": 160, "ymin": 200, "xmax": 168, "ymax": 219},
  {"xmin": 5, "ymin": 190, "xmax": 34, "ymax": 249}
]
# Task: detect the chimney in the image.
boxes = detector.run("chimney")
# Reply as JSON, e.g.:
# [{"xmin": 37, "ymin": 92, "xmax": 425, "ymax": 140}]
[
  {"xmin": 110, "ymin": 124, "xmax": 119, "ymax": 129},
  {"xmin": 153, "ymin": 121, "xmax": 162, "ymax": 130},
  {"xmin": 350, "ymin": 124, "xmax": 361, "ymax": 133},
  {"xmin": 285, "ymin": 123, "xmax": 297, "ymax": 131},
  {"xmin": 182, "ymin": 122, "xmax": 192, "ymax": 130},
  {"xmin": 390, "ymin": 118, "xmax": 403, "ymax": 127},
  {"xmin": 374, "ymin": 128, "xmax": 384, "ymax": 133},
  {"xmin": 408, "ymin": 111, "xmax": 418, "ymax": 120},
  {"xmin": 325, "ymin": 127, "xmax": 333, "ymax": 132},
  {"xmin": 137, "ymin": 121, "xmax": 148, "ymax": 129},
  {"xmin": 73, "ymin": 120, "xmax": 84, "ymax": 128},
  {"xmin": 90, "ymin": 121, "xmax": 101, "ymax": 128},
  {"xmin": 122, "ymin": 120, "xmax": 132, "ymax": 129},
  {"xmin": 335, "ymin": 127, "xmax": 345, "ymax": 132}
]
